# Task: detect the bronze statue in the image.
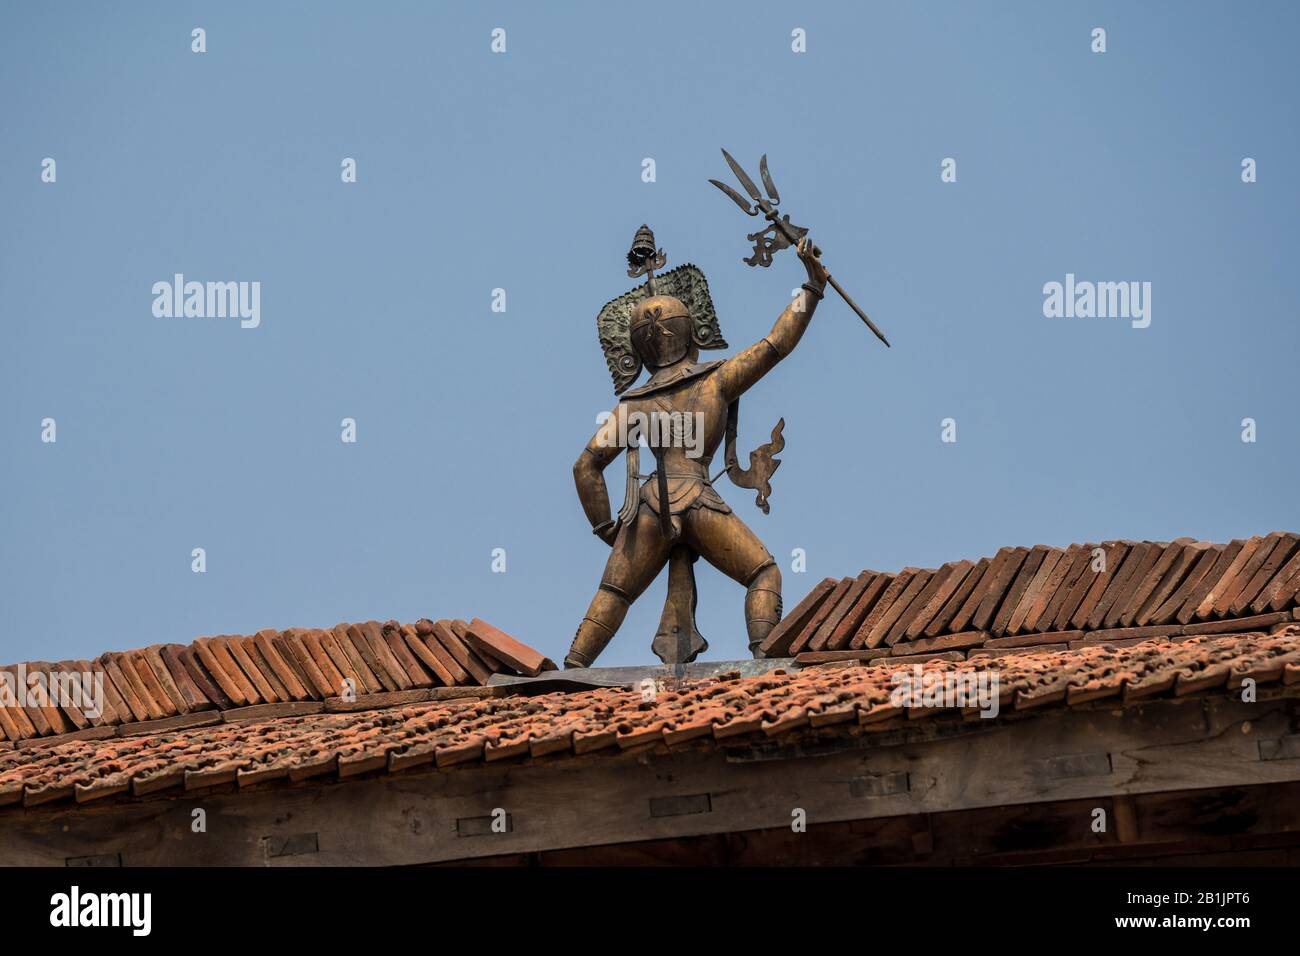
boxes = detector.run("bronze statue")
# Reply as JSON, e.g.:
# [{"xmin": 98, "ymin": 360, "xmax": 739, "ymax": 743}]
[{"xmin": 566, "ymin": 151, "xmax": 881, "ymax": 669}]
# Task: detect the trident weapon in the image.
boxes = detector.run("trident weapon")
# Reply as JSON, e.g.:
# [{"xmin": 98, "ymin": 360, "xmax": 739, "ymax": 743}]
[{"xmin": 709, "ymin": 148, "xmax": 891, "ymax": 348}]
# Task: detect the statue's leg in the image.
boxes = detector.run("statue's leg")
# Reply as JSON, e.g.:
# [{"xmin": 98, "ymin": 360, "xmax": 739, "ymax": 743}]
[
  {"xmin": 682, "ymin": 507, "xmax": 782, "ymax": 658},
  {"xmin": 565, "ymin": 504, "xmax": 672, "ymax": 668}
]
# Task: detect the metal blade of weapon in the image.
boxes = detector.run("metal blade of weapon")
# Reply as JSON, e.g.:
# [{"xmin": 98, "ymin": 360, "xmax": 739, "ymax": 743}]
[
  {"xmin": 720, "ymin": 148, "xmax": 768, "ymax": 210},
  {"xmin": 713, "ymin": 149, "xmax": 893, "ymax": 349},
  {"xmin": 708, "ymin": 179, "xmax": 757, "ymax": 216},
  {"xmin": 758, "ymin": 154, "xmax": 780, "ymax": 204}
]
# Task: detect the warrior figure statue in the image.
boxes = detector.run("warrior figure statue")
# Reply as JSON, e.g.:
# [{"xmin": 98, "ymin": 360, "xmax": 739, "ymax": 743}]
[{"xmin": 566, "ymin": 225, "xmax": 830, "ymax": 668}]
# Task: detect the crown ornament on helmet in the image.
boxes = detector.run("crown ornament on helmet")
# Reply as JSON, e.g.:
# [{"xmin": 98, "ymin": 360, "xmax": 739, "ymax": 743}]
[{"xmin": 595, "ymin": 224, "xmax": 727, "ymax": 395}]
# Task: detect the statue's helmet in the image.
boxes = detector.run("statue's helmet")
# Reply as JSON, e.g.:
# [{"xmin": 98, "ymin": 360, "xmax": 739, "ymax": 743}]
[
  {"xmin": 596, "ymin": 263, "xmax": 728, "ymax": 394},
  {"xmin": 629, "ymin": 294, "xmax": 694, "ymax": 368}
]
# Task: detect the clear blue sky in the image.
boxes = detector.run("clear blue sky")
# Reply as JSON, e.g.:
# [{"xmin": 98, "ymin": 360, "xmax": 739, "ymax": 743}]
[{"xmin": 2, "ymin": 1, "xmax": 1297, "ymax": 667}]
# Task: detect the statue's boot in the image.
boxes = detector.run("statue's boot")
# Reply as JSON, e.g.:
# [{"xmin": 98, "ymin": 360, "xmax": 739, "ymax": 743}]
[
  {"xmin": 564, "ymin": 586, "xmax": 629, "ymax": 668},
  {"xmin": 745, "ymin": 561, "xmax": 782, "ymax": 658},
  {"xmin": 651, "ymin": 545, "xmax": 708, "ymax": 665}
]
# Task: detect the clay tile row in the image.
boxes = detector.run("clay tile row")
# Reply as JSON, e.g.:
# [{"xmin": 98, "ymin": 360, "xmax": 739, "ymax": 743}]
[
  {"xmin": 4, "ymin": 626, "xmax": 1298, "ymax": 811},
  {"xmin": 759, "ymin": 533, "xmax": 1300, "ymax": 659},
  {"xmin": 0, "ymin": 618, "xmax": 554, "ymax": 744}
]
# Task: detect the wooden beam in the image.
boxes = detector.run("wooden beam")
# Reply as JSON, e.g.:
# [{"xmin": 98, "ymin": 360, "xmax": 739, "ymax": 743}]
[{"xmin": 2, "ymin": 694, "xmax": 1298, "ymax": 866}]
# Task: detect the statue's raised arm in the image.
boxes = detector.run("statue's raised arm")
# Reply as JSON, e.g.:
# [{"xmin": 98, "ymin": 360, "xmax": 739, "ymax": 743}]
[{"xmin": 714, "ymin": 236, "xmax": 830, "ymax": 402}]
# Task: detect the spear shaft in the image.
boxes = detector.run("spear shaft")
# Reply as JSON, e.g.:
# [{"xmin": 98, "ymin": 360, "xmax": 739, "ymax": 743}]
[{"xmin": 763, "ymin": 211, "xmax": 890, "ymax": 348}]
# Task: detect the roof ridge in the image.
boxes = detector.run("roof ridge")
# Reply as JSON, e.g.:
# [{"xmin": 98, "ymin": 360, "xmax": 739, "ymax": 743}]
[
  {"xmin": 761, "ymin": 532, "xmax": 1300, "ymax": 659},
  {"xmin": 0, "ymin": 618, "xmax": 553, "ymax": 747}
]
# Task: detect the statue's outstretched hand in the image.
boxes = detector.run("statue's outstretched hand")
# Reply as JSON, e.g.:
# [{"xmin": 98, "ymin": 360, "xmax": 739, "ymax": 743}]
[{"xmin": 797, "ymin": 236, "xmax": 829, "ymax": 287}]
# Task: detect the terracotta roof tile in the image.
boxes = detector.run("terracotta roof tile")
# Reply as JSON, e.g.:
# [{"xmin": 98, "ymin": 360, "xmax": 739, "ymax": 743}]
[
  {"xmin": 193, "ymin": 637, "xmax": 251, "ymax": 706},
  {"xmin": 358, "ymin": 623, "xmax": 406, "ymax": 687},
  {"xmin": 451, "ymin": 620, "xmax": 505, "ymax": 678},
  {"xmin": 791, "ymin": 576, "xmax": 854, "ymax": 655},
  {"xmin": 1182, "ymin": 611, "xmax": 1292, "ymax": 635},
  {"xmin": 379, "ymin": 620, "xmax": 433, "ymax": 686},
  {"xmin": 87, "ymin": 658, "xmax": 125, "ymax": 723},
  {"xmin": 326, "ymin": 625, "xmax": 381, "ymax": 695},
  {"xmin": 879, "ymin": 569, "xmax": 939, "ymax": 646},
  {"xmin": 315, "ymin": 631, "xmax": 360, "ymax": 693},
  {"xmin": 991, "ymin": 545, "xmax": 1050, "ymax": 635},
  {"xmin": 109, "ymin": 653, "xmax": 150, "ymax": 719},
  {"xmin": 126, "ymin": 651, "xmax": 176, "ymax": 719},
  {"xmin": 362, "ymin": 620, "xmax": 416, "ymax": 690},
  {"xmin": 1115, "ymin": 542, "xmax": 1180, "ymax": 628},
  {"xmin": 415, "ymin": 620, "xmax": 470, "ymax": 683},
  {"xmin": 178, "ymin": 644, "xmax": 232, "ymax": 709},
  {"xmin": 925, "ymin": 556, "xmax": 990, "ymax": 637},
  {"xmin": 465, "ymin": 618, "xmax": 557, "ymax": 677},
  {"xmin": 143, "ymin": 646, "xmax": 190, "ymax": 716},
  {"xmin": 1177, "ymin": 539, "xmax": 1245, "ymax": 623},
  {"xmin": 1102, "ymin": 542, "xmax": 1165, "ymax": 629},
  {"xmin": 100, "ymin": 654, "xmax": 152, "ymax": 721},
  {"xmin": 277, "ymin": 630, "xmax": 331, "ymax": 698},
  {"xmin": 305, "ymin": 629, "xmax": 350, "ymax": 696},
  {"xmin": 1005, "ymin": 550, "xmax": 1062, "ymax": 635},
  {"xmin": 1100, "ymin": 542, "xmax": 1168, "ymax": 628},
  {"xmin": 395, "ymin": 624, "xmax": 449, "ymax": 686},
  {"xmin": 850, "ymin": 569, "xmax": 916, "ymax": 649},
  {"xmin": 213, "ymin": 634, "xmax": 263, "ymax": 702},
  {"xmin": 1134, "ymin": 541, "xmax": 1202, "ymax": 626},
  {"xmin": 757, "ymin": 576, "xmax": 837, "ymax": 657},
  {"xmin": 895, "ymin": 630, "xmax": 987, "ymax": 655},
  {"xmin": 220, "ymin": 635, "xmax": 270, "ymax": 704},
  {"xmin": 847, "ymin": 567, "xmax": 920, "ymax": 650},
  {"xmin": 824, "ymin": 572, "xmax": 890, "ymax": 650},
  {"xmin": 1235, "ymin": 533, "xmax": 1300, "ymax": 615},
  {"xmin": 455, "ymin": 620, "xmax": 512, "ymax": 674},
  {"xmin": 1069, "ymin": 542, "xmax": 1131, "ymax": 629},
  {"xmin": 0, "ymin": 696, "xmax": 25, "ymax": 742},
  {"xmin": 970, "ymin": 643, "xmax": 1069, "ymax": 659},
  {"xmin": 1047, "ymin": 543, "xmax": 1104, "ymax": 630},
  {"xmin": 973, "ymin": 547, "xmax": 1030, "ymax": 632},
  {"xmin": 1150, "ymin": 544, "xmax": 1223, "ymax": 624},
  {"xmin": 906, "ymin": 561, "xmax": 974, "ymax": 640},
  {"xmin": 340, "ymin": 623, "xmax": 392, "ymax": 691},
  {"xmin": 807, "ymin": 571, "xmax": 872, "ymax": 651},
  {"xmin": 435, "ymin": 621, "xmax": 491, "ymax": 685},
  {"xmin": 45, "ymin": 661, "xmax": 92, "ymax": 730},
  {"xmin": 1259, "ymin": 553, "xmax": 1300, "ymax": 613},
  {"xmin": 1213, "ymin": 535, "xmax": 1278, "ymax": 616}
]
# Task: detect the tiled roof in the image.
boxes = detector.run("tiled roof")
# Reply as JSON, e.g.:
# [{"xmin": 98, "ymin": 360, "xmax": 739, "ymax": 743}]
[
  {"xmin": 761, "ymin": 532, "xmax": 1300, "ymax": 661},
  {"xmin": 0, "ymin": 617, "xmax": 555, "ymax": 747},
  {"xmin": 5, "ymin": 624, "xmax": 1298, "ymax": 811}
]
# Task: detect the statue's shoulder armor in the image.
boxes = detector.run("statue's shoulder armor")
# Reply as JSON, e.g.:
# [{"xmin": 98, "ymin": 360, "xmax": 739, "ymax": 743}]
[{"xmin": 620, "ymin": 360, "xmax": 725, "ymax": 400}]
